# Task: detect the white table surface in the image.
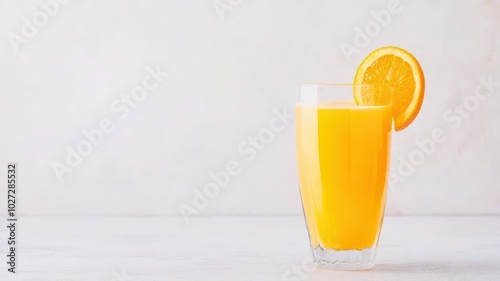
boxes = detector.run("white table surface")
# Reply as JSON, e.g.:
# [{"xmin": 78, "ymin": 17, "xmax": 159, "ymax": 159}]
[{"xmin": 0, "ymin": 216, "xmax": 499, "ymax": 281}]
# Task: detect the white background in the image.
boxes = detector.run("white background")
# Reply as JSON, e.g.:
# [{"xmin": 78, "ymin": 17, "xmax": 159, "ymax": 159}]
[{"xmin": 1, "ymin": 0, "xmax": 499, "ymax": 216}]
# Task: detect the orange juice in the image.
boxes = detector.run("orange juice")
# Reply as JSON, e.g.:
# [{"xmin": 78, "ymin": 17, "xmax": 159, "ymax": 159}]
[{"xmin": 296, "ymin": 101, "xmax": 392, "ymax": 250}]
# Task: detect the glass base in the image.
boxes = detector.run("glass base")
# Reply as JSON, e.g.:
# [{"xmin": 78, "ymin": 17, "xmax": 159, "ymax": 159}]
[{"xmin": 311, "ymin": 245, "xmax": 376, "ymax": 270}]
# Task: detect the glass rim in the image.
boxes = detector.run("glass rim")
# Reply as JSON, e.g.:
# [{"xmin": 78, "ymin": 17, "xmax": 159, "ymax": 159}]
[{"xmin": 297, "ymin": 83, "xmax": 390, "ymax": 106}]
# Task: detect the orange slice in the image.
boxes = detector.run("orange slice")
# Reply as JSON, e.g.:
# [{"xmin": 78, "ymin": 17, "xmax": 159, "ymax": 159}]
[{"xmin": 353, "ymin": 46, "xmax": 425, "ymax": 131}]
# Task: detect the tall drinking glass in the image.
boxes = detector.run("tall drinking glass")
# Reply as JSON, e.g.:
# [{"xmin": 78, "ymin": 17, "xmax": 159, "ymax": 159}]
[{"xmin": 295, "ymin": 84, "xmax": 392, "ymax": 270}]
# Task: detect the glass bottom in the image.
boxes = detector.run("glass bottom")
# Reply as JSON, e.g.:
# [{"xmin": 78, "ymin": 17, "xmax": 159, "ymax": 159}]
[{"xmin": 311, "ymin": 245, "xmax": 376, "ymax": 270}]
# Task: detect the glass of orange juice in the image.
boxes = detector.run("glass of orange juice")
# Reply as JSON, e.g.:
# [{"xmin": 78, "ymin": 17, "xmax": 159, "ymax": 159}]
[{"xmin": 296, "ymin": 83, "xmax": 392, "ymax": 270}]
